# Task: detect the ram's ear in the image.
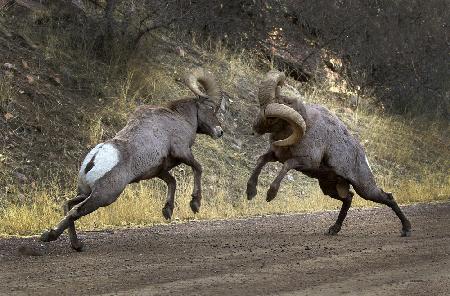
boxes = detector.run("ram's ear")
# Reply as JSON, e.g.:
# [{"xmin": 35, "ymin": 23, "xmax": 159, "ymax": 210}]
[
  {"xmin": 275, "ymin": 86, "xmax": 282, "ymax": 98},
  {"xmin": 216, "ymin": 97, "xmax": 227, "ymax": 114}
]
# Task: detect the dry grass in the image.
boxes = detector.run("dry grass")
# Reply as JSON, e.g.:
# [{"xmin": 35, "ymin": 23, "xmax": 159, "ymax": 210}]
[
  {"xmin": 0, "ymin": 177, "xmax": 358, "ymax": 236},
  {"xmin": 1, "ymin": 166, "xmax": 448, "ymax": 237}
]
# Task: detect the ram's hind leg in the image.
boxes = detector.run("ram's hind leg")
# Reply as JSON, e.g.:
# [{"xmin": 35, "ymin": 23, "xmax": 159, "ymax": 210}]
[
  {"xmin": 41, "ymin": 185, "xmax": 124, "ymax": 246},
  {"xmin": 354, "ymin": 184, "xmax": 411, "ymax": 237},
  {"xmin": 41, "ymin": 194, "xmax": 101, "ymax": 244},
  {"xmin": 320, "ymin": 179, "xmax": 354, "ymax": 235},
  {"xmin": 64, "ymin": 194, "xmax": 88, "ymax": 251},
  {"xmin": 158, "ymin": 171, "xmax": 176, "ymax": 220}
]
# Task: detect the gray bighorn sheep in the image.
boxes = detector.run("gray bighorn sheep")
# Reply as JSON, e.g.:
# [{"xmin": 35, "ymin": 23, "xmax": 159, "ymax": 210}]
[
  {"xmin": 247, "ymin": 70, "xmax": 411, "ymax": 237},
  {"xmin": 40, "ymin": 68, "xmax": 224, "ymax": 251}
]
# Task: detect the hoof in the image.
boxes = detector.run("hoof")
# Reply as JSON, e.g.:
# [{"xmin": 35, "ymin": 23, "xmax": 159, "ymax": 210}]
[
  {"xmin": 162, "ymin": 205, "xmax": 173, "ymax": 220},
  {"xmin": 71, "ymin": 240, "xmax": 84, "ymax": 252},
  {"xmin": 266, "ymin": 187, "xmax": 278, "ymax": 202},
  {"xmin": 401, "ymin": 229, "xmax": 412, "ymax": 237},
  {"xmin": 327, "ymin": 224, "xmax": 341, "ymax": 235},
  {"xmin": 40, "ymin": 229, "xmax": 58, "ymax": 242},
  {"xmin": 190, "ymin": 199, "xmax": 200, "ymax": 214},
  {"xmin": 246, "ymin": 184, "xmax": 257, "ymax": 200}
]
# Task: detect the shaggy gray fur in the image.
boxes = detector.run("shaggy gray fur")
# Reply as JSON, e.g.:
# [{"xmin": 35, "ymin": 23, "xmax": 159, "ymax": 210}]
[
  {"xmin": 40, "ymin": 71, "xmax": 223, "ymax": 251},
  {"xmin": 248, "ymin": 74, "xmax": 411, "ymax": 237}
]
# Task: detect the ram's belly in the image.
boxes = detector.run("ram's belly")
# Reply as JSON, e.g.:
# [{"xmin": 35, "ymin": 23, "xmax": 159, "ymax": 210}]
[{"xmin": 78, "ymin": 143, "xmax": 120, "ymax": 191}]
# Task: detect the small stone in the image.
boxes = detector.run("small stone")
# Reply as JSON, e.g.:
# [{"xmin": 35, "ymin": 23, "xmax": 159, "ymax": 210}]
[
  {"xmin": 175, "ymin": 46, "xmax": 186, "ymax": 57},
  {"xmin": 26, "ymin": 74, "xmax": 34, "ymax": 84},
  {"xmin": 3, "ymin": 63, "xmax": 16, "ymax": 70},
  {"xmin": 4, "ymin": 112, "xmax": 13, "ymax": 120}
]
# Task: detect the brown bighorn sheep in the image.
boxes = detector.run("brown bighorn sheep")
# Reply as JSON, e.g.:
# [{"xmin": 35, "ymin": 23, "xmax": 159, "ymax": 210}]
[
  {"xmin": 40, "ymin": 68, "xmax": 224, "ymax": 251},
  {"xmin": 247, "ymin": 70, "xmax": 411, "ymax": 237}
]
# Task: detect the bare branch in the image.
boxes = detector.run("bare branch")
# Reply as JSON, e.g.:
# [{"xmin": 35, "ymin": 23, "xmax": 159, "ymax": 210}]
[
  {"xmin": 133, "ymin": 2, "xmax": 195, "ymax": 46},
  {"xmin": 133, "ymin": 18, "xmax": 176, "ymax": 45}
]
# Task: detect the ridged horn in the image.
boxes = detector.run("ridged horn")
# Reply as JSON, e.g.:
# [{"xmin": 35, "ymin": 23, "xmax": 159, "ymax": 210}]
[
  {"xmin": 185, "ymin": 68, "xmax": 219, "ymax": 100},
  {"xmin": 258, "ymin": 70, "xmax": 286, "ymax": 107},
  {"xmin": 264, "ymin": 103, "xmax": 306, "ymax": 146}
]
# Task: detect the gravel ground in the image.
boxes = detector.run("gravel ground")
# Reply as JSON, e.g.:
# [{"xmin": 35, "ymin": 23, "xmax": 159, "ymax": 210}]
[{"xmin": 0, "ymin": 202, "xmax": 449, "ymax": 296}]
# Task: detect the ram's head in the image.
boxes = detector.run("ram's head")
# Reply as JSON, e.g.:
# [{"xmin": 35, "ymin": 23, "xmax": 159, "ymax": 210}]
[{"xmin": 254, "ymin": 70, "xmax": 306, "ymax": 146}]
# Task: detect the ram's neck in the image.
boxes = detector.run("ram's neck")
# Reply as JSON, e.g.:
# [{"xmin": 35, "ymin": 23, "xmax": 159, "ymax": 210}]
[{"xmin": 167, "ymin": 98, "xmax": 198, "ymax": 129}]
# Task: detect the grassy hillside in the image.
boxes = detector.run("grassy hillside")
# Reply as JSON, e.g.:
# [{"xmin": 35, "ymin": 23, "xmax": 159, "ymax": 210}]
[{"xmin": 0, "ymin": 5, "xmax": 448, "ymax": 236}]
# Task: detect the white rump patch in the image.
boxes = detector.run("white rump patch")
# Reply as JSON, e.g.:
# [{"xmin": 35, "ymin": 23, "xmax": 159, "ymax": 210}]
[
  {"xmin": 78, "ymin": 143, "xmax": 120, "ymax": 190},
  {"xmin": 365, "ymin": 155, "xmax": 373, "ymax": 172}
]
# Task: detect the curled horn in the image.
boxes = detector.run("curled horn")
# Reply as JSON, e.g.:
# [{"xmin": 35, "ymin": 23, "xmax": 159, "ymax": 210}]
[
  {"xmin": 257, "ymin": 70, "xmax": 306, "ymax": 146},
  {"xmin": 264, "ymin": 103, "xmax": 306, "ymax": 146},
  {"xmin": 258, "ymin": 70, "xmax": 286, "ymax": 107},
  {"xmin": 185, "ymin": 68, "xmax": 219, "ymax": 100}
]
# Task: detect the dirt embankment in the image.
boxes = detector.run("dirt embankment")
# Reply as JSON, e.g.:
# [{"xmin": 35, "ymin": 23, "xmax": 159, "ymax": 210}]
[{"xmin": 0, "ymin": 202, "xmax": 449, "ymax": 296}]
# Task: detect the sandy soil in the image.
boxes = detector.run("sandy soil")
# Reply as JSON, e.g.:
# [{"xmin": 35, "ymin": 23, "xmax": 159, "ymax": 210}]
[{"xmin": 0, "ymin": 202, "xmax": 449, "ymax": 296}]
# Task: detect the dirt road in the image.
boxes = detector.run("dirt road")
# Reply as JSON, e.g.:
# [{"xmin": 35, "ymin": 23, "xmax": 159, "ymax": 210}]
[{"xmin": 1, "ymin": 202, "xmax": 449, "ymax": 295}]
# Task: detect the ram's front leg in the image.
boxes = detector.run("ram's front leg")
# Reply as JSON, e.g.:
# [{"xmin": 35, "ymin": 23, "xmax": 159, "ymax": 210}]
[
  {"xmin": 266, "ymin": 158, "xmax": 302, "ymax": 202},
  {"xmin": 246, "ymin": 151, "xmax": 276, "ymax": 200},
  {"xmin": 179, "ymin": 151, "xmax": 203, "ymax": 214}
]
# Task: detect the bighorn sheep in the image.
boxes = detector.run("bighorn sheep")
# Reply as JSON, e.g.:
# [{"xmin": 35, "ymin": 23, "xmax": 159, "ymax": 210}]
[
  {"xmin": 247, "ymin": 70, "xmax": 411, "ymax": 237},
  {"xmin": 40, "ymin": 68, "xmax": 224, "ymax": 251}
]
